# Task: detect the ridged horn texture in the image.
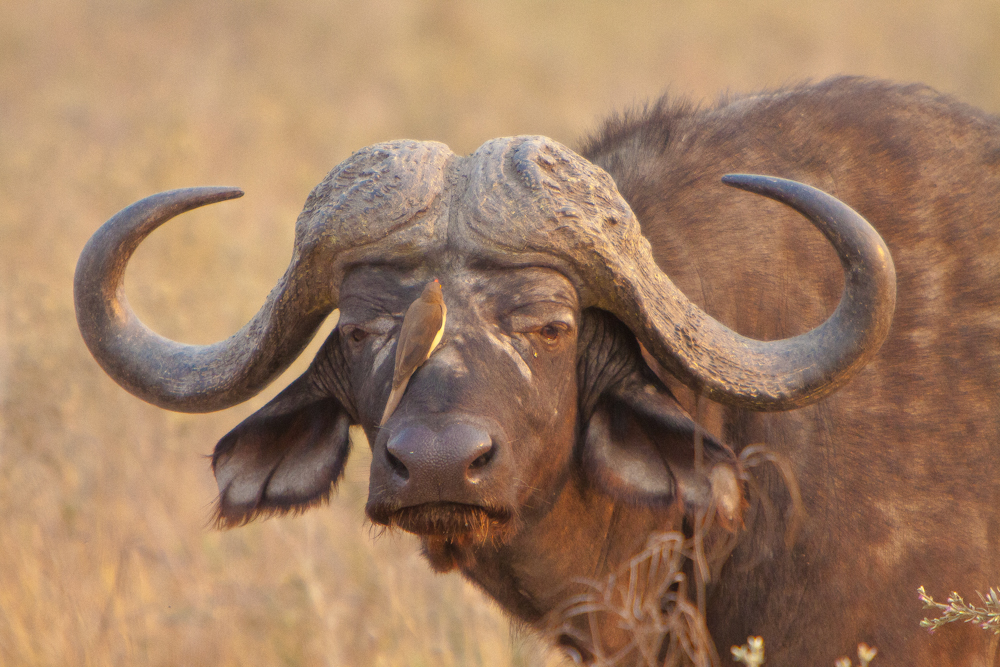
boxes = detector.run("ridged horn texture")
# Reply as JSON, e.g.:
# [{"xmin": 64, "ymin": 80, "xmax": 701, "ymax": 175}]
[
  {"xmin": 460, "ymin": 137, "xmax": 896, "ymax": 410},
  {"xmin": 74, "ymin": 140, "xmax": 451, "ymax": 412},
  {"xmin": 76, "ymin": 135, "xmax": 895, "ymax": 414}
]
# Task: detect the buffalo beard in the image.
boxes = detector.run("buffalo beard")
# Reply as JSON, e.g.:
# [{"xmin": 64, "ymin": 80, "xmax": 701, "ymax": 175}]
[{"xmin": 367, "ymin": 502, "xmax": 518, "ymax": 572}]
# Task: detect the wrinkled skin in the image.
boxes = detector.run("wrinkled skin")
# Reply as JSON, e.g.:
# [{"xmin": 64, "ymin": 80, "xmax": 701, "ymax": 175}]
[
  {"xmin": 213, "ymin": 258, "xmax": 736, "ymax": 653},
  {"xmin": 346, "ymin": 265, "xmax": 583, "ymax": 549}
]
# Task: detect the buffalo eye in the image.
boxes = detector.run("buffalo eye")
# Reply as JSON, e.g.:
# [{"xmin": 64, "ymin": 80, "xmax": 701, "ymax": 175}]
[
  {"xmin": 342, "ymin": 325, "xmax": 369, "ymax": 345},
  {"xmin": 538, "ymin": 323, "xmax": 563, "ymax": 343}
]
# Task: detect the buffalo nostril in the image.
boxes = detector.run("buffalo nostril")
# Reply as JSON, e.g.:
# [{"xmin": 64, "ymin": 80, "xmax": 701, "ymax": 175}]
[
  {"xmin": 468, "ymin": 446, "xmax": 494, "ymax": 472},
  {"xmin": 386, "ymin": 449, "xmax": 409, "ymax": 480},
  {"xmin": 434, "ymin": 423, "xmax": 493, "ymax": 479},
  {"xmin": 386, "ymin": 425, "xmax": 435, "ymax": 481}
]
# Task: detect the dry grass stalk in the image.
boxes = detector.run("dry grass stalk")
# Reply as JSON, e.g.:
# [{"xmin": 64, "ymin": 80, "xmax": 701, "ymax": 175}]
[
  {"xmin": 548, "ymin": 532, "xmax": 718, "ymax": 667},
  {"xmin": 918, "ymin": 586, "xmax": 1000, "ymax": 635},
  {"xmin": 544, "ymin": 440, "xmax": 807, "ymax": 667}
]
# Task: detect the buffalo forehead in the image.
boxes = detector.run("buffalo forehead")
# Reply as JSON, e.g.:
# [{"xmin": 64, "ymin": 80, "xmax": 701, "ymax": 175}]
[{"xmin": 294, "ymin": 136, "xmax": 638, "ymax": 306}]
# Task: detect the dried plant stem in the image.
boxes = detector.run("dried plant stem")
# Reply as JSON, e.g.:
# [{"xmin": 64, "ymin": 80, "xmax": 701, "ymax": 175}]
[{"xmin": 918, "ymin": 586, "xmax": 1000, "ymax": 635}]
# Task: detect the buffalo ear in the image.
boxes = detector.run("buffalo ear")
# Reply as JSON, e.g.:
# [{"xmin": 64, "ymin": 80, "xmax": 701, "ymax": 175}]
[
  {"xmin": 582, "ymin": 376, "xmax": 744, "ymax": 528},
  {"xmin": 211, "ymin": 373, "xmax": 353, "ymax": 528}
]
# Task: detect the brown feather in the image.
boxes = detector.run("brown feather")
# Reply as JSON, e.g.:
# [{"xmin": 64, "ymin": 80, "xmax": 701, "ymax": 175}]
[{"xmin": 380, "ymin": 280, "xmax": 446, "ymax": 425}]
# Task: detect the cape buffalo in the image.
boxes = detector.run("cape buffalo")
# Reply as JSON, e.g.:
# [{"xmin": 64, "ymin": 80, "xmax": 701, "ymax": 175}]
[{"xmin": 75, "ymin": 77, "xmax": 1000, "ymax": 666}]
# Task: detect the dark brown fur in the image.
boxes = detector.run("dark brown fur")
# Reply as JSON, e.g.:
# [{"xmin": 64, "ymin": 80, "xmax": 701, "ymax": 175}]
[
  {"xmin": 77, "ymin": 76, "xmax": 1000, "ymax": 666},
  {"xmin": 580, "ymin": 77, "xmax": 1000, "ymax": 665}
]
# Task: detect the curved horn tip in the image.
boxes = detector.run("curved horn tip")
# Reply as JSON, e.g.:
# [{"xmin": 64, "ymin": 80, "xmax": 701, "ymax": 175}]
[
  {"xmin": 721, "ymin": 173, "xmax": 797, "ymax": 195},
  {"xmin": 210, "ymin": 186, "xmax": 244, "ymax": 200},
  {"xmin": 146, "ymin": 186, "xmax": 245, "ymax": 210},
  {"xmin": 171, "ymin": 186, "xmax": 245, "ymax": 205},
  {"xmin": 719, "ymin": 175, "xmax": 855, "ymax": 219}
]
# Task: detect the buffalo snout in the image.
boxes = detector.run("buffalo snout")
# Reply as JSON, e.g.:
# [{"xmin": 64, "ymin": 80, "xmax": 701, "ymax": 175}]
[
  {"xmin": 386, "ymin": 423, "xmax": 494, "ymax": 489},
  {"xmin": 366, "ymin": 416, "xmax": 515, "ymax": 536}
]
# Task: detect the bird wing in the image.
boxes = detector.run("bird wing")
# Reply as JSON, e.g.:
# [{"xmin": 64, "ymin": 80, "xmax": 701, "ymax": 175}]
[
  {"xmin": 381, "ymin": 300, "xmax": 445, "ymax": 426},
  {"xmin": 392, "ymin": 300, "xmax": 444, "ymax": 387}
]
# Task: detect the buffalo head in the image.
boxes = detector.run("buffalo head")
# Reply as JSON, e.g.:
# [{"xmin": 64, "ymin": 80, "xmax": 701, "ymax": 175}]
[{"xmin": 75, "ymin": 135, "xmax": 894, "ymax": 636}]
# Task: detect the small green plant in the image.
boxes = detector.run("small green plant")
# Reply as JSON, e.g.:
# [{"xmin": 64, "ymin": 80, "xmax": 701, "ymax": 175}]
[
  {"xmin": 730, "ymin": 637, "xmax": 876, "ymax": 667},
  {"xmin": 918, "ymin": 585, "xmax": 1000, "ymax": 635}
]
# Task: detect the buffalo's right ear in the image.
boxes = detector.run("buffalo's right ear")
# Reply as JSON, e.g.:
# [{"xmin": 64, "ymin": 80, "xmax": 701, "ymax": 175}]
[
  {"xmin": 577, "ymin": 310, "xmax": 744, "ymax": 529},
  {"xmin": 211, "ymin": 371, "xmax": 353, "ymax": 528},
  {"xmin": 582, "ymin": 378, "xmax": 743, "ymax": 528}
]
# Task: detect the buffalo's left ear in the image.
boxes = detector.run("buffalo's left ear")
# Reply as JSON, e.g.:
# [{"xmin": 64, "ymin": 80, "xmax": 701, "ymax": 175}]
[
  {"xmin": 211, "ymin": 370, "xmax": 353, "ymax": 528},
  {"xmin": 582, "ymin": 372, "xmax": 744, "ymax": 529}
]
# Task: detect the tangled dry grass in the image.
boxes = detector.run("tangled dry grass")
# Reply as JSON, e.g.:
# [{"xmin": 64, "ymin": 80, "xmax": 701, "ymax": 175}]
[
  {"xmin": 2, "ymin": 1, "xmax": 998, "ymax": 665},
  {"xmin": 549, "ymin": 532, "xmax": 716, "ymax": 667},
  {"xmin": 545, "ymin": 437, "xmax": 806, "ymax": 667}
]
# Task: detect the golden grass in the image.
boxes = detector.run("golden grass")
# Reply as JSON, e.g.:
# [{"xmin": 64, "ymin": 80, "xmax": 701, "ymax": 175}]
[
  {"xmin": 549, "ymin": 532, "xmax": 717, "ymax": 667},
  {"xmin": 1, "ymin": 0, "xmax": 997, "ymax": 664}
]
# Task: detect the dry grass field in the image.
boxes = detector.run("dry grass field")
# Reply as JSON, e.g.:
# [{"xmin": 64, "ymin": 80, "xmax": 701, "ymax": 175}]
[{"xmin": 1, "ymin": 1, "xmax": 998, "ymax": 665}]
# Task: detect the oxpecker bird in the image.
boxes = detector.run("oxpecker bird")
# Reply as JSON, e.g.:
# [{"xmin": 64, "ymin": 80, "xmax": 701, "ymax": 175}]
[{"xmin": 380, "ymin": 279, "xmax": 447, "ymax": 426}]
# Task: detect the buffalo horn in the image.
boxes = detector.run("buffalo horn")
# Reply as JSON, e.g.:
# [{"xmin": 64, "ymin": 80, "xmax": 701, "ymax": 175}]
[
  {"xmin": 583, "ymin": 171, "xmax": 897, "ymax": 410},
  {"xmin": 465, "ymin": 137, "xmax": 896, "ymax": 411},
  {"xmin": 74, "ymin": 187, "xmax": 336, "ymax": 412},
  {"xmin": 74, "ymin": 140, "xmax": 450, "ymax": 413}
]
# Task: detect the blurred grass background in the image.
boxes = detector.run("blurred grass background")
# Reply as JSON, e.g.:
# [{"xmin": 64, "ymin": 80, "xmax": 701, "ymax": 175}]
[{"xmin": 1, "ymin": 1, "xmax": 998, "ymax": 665}]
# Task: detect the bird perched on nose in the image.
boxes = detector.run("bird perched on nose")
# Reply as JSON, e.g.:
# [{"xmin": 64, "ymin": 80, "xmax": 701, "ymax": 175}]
[{"xmin": 380, "ymin": 279, "xmax": 447, "ymax": 426}]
